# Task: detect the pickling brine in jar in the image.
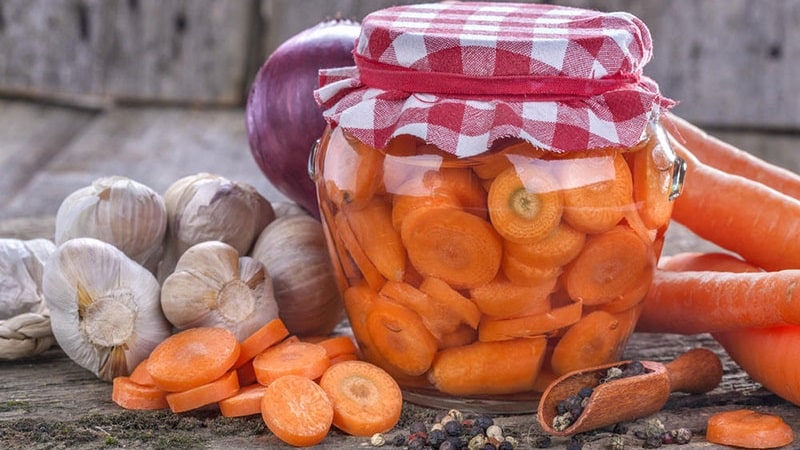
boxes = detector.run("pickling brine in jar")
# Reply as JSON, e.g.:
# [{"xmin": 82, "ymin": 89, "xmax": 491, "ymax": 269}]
[{"xmin": 311, "ymin": 2, "xmax": 684, "ymax": 413}]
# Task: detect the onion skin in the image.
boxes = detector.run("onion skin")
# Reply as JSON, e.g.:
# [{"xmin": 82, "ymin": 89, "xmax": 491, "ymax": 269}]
[{"xmin": 246, "ymin": 19, "xmax": 360, "ymax": 220}]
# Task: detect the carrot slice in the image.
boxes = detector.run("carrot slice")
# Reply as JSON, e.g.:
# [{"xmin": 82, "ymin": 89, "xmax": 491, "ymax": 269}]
[
  {"xmin": 316, "ymin": 335, "xmax": 358, "ymax": 360},
  {"xmin": 341, "ymin": 198, "xmax": 406, "ymax": 282},
  {"xmin": 501, "ymin": 249, "xmax": 562, "ymax": 287},
  {"xmin": 562, "ymin": 225, "xmax": 652, "ymax": 306},
  {"xmin": 165, "ymin": 370, "xmax": 240, "ymax": 413},
  {"xmin": 112, "ymin": 376, "xmax": 168, "ymax": 410},
  {"xmin": 418, "ymin": 276, "xmax": 482, "ymax": 329},
  {"xmin": 550, "ymin": 310, "xmax": 631, "ymax": 376},
  {"xmin": 706, "ymin": 409, "xmax": 794, "ymax": 449},
  {"xmin": 218, "ymin": 383, "xmax": 267, "ymax": 418},
  {"xmin": 469, "ymin": 274, "xmax": 556, "ymax": 319},
  {"xmin": 319, "ymin": 360, "xmax": 403, "ymax": 436},
  {"xmin": 631, "ymin": 137, "xmax": 675, "ymax": 230},
  {"xmin": 379, "ymin": 280, "xmax": 461, "ymax": 341},
  {"xmin": 323, "ymin": 129, "xmax": 384, "ymax": 209},
  {"xmin": 401, "ymin": 207, "xmax": 502, "ymax": 289},
  {"xmin": 488, "ymin": 164, "xmax": 563, "ymax": 244},
  {"xmin": 473, "ymin": 140, "xmax": 545, "ymax": 180},
  {"xmin": 366, "ymin": 297, "xmax": 438, "ymax": 376},
  {"xmin": 261, "ymin": 375, "xmax": 334, "ymax": 447},
  {"xmin": 391, "ymin": 189, "xmax": 461, "ymax": 230},
  {"xmin": 235, "ymin": 318, "xmax": 290, "ymax": 368},
  {"xmin": 237, "ymin": 359, "xmax": 258, "ymax": 386},
  {"xmin": 478, "ymin": 300, "xmax": 582, "ymax": 342},
  {"xmin": 595, "ymin": 267, "xmax": 653, "ymax": 314},
  {"xmin": 334, "ymin": 209, "xmax": 387, "ymax": 291},
  {"xmin": 559, "ymin": 150, "xmax": 633, "ymax": 234},
  {"xmin": 129, "ymin": 358, "xmax": 156, "ymax": 387},
  {"xmin": 252, "ymin": 340, "xmax": 331, "ymax": 386},
  {"xmin": 437, "ymin": 324, "xmax": 478, "ymax": 350},
  {"xmin": 430, "ymin": 167, "xmax": 488, "ymax": 219},
  {"xmin": 342, "ymin": 283, "xmax": 379, "ymax": 359},
  {"xmin": 428, "ymin": 337, "xmax": 547, "ymax": 396},
  {"xmin": 503, "ymin": 222, "xmax": 586, "ymax": 268},
  {"xmin": 146, "ymin": 327, "xmax": 241, "ymax": 392},
  {"xmin": 329, "ymin": 353, "xmax": 359, "ymax": 365}
]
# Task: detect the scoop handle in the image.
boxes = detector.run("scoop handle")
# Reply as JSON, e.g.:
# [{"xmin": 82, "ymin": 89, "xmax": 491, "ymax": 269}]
[{"xmin": 664, "ymin": 348, "xmax": 723, "ymax": 394}]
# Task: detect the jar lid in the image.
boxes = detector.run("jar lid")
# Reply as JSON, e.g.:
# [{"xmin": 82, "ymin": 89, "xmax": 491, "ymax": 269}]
[{"xmin": 315, "ymin": 2, "xmax": 674, "ymax": 156}]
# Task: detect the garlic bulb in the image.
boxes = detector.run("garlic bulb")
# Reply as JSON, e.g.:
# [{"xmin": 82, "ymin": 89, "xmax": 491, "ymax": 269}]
[
  {"xmin": 160, "ymin": 241, "xmax": 278, "ymax": 342},
  {"xmin": 43, "ymin": 238, "xmax": 172, "ymax": 381},
  {"xmin": 159, "ymin": 173, "xmax": 275, "ymax": 279},
  {"xmin": 0, "ymin": 238, "xmax": 56, "ymax": 320},
  {"xmin": 251, "ymin": 213, "xmax": 344, "ymax": 337},
  {"xmin": 54, "ymin": 176, "xmax": 167, "ymax": 271}
]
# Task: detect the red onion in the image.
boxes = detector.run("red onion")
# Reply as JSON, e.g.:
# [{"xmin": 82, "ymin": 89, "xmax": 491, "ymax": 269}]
[{"xmin": 246, "ymin": 19, "xmax": 360, "ymax": 220}]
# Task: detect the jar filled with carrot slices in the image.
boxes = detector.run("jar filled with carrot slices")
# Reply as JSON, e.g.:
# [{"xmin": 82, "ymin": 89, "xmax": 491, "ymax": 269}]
[{"xmin": 311, "ymin": 2, "xmax": 685, "ymax": 413}]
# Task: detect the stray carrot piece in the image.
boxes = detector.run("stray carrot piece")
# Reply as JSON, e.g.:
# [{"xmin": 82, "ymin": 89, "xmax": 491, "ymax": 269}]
[
  {"xmin": 146, "ymin": 327, "xmax": 241, "ymax": 392},
  {"xmin": 401, "ymin": 207, "xmax": 502, "ymax": 289},
  {"xmin": 379, "ymin": 280, "xmax": 461, "ymax": 340},
  {"xmin": 218, "ymin": 383, "xmax": 267, "ymax": 418},
  {"xmin": 252, "ymin": 341, "xmax": 331, "ymax": 386},
  {"xmin": 129, "ymin": 358, "xmax": 156, "ymax": 387},
  {"xmin": 329, "ymin": 353, "xmax": 359, "ymax": 365},
  {"xmin": 631, "ymin": 137, "xmax": 674, "ymax": 230},
  {"xmin": 418, "ymin": 276, "xmax": 482, "ymax": 329},
  {"xmin": 323, "ymin": 129, "xmax": 384, "ymax": 209},
  {"xmin": 503, "ymin": 222, "xmax": 586, "ymax": 269},
  {"xmin": 319, "ymin": 360, "xmax": 403, "ymax": 436},
  {"xmin": 341, "ymin": 199, "xmax": 406, "ymax": 281},
  {"xmin": 478, "ymin": 301, "xmax": 582, "ymax": 342},
  {"xmin": 316, "ymin": 335, "xmax": 358, "ymax": 360},
  {"xmin": 470, "ymin": 274, "xmax": 556, "ymax": 319},
  {"xmin": 706, "ymin": 409, "xmax": 794, "ymax": 449},
  {"xmin": 562, "ymin": 225, "xmax": 652, "ymax": 306},
  {"xmin": 488, "ymin": 164, "xmax": 563, "ymax": 244},
  {"xmin": 112, "ymin": 376, "xmax": 168, "ymax": 410},
  {"xmin": 501, "ymin": 250, "xmax": 562, "ymax": 287},
  {"xmin": 559, "ymin": 150, "xmax": 633, "ymax": 234},
  {"xmin": 235, "ymin": 318, "xmax": 290, "ymax": 368},
  {"xmin": 366, "ymin": 297, "xmax": 438, "ymax": 377},
  {"xmin": 550, "ymin": 310, "xmax": 630, "ymax": 376},
  {"xmin": 428, "ymin": 337, "xmax": 547, "ymax": 396},
  {"xmin": 261, "ymin": 375, "xmax": 333, "ymax": 447},
  {"xmin": 165, "ymin": 370, "xmax": 240, "ymax": 413},
  {"xmin": 334, "ymin": 209, "xmax": 387, "ymax": 291}
]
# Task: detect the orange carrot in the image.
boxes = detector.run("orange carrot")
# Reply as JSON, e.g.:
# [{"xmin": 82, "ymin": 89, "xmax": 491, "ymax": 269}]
[
  {"xmin": 473, "ymin": 140, "xmax": 545, "ymax": 180},
  {"xmin": 261, "ymin": 375, "xmax": 334, "ymax": 447},
  {"xmin": 503, "ymin": 222, "xmax": 586, "ymax": 269},
  {"xmin": 705, "ymin": 409, "xmax": 794, "ymax": 449},
  {"xmin": 670, "ymin": 138, "xmax": 800, "ymax": 271},
  {"xmin": 342, "ymin": 283, "xmax": 379, "ymax": 359},
  {"xmin": 436, "ymin": 324, "xmax": 478, "ymax": 350},
  {"xmin": 478, "ymin": 300, "xmax": 582, "ymax": 342},
  {"xmin": 558, "ymin": 150, "xmax": 633, "ymax": 234},
  {"xmin": 631, "ymin": 137, "xmax": 675, "ymax": 230},
  {"xmin": 594, "ymin": 267, "xmax": 653, "ymax": 314},
  {"xmin": 561, "ymin": 225, "xmax": 652, "ymax": 306},
  {"xmin": 341, "ymin": 198, "xmax": 406, "ymax": 282},
  {"xmin": 165, "ymin": 370, "xmax": 240, "ymax": 413},
  {"xmin": 365, "ymin": 297, "xmax": 438, "ymax": 376},
  {"xmin": 501, "ymin": 250, "xmax": 562, "ymax": 286},
  {"xmin": 550, "ymin": 310, "xmax": 632, "ymax": 376},
  {"xmin": 379, "ymin": 280, "xmax": 462, "ymax": 340},
  {"xmin": 469, "ymin": 274, "xmax": 556, "ymax": 319},
  {"xmin": 418, "ymin": 276, "xmax": 482, "ymax": 329},
  {"xmin": 391, "ymin": 189, "xmax": 460, "ymax": 230},
  {"xmin": 658, "ymin": 251, "xmax": 760, "ymax": 273},
  {"xmin": 334, "ymin": 210, "xmax": 387, "ymax": 291},
  {"xmin": 329, "ymin": 353, "xmax": 359, "ymax": 365},
  {"xmin": 323, "ymin": 129, "xmax": 384, "ymax": 209},
  {"xmin": 427, "ymin": 337, "xmax": 547, "ymax": 396},
  {"xmin": 401, "ymin": 207, "xmax": 502, "ymax": 289},
  {"xmin": 252, "ymin": 340, "xmax": 331, "ymax": 386},
  {"xmin": 319, "ymin": 196, "xmax": 359, "ymax": 292},
  {"xmin": 237, "ymin": 359, "xmax": 258, "ymax": 387},
  {"xmin": 319, "ymin": 360, "xmax": 403, "ymax": 436},
  {"xmin": 112, "ymin": 376, "xmax": 168, "ymax": 410},
  {"xmin": 315, "ymin": 335, "xmax": 358, "ymax": 360},
  {"xmin": 487, "ymin": 164, "xmax": 563, "ymax": 243},
  {"xmin": 664, "ymin": 112, "xmax": 800, "ymax": 200},
  {"xmin": 235, "ymin": 318, "xmax": 290, "ymax": 368},
  {"xmin": 218, "ymin": 383, "xmax": 267, "ymax": 418},
  {"xmin": 146, "ymin": 327, "xmax": 241, "ymax": 392},
  {"xmin": 129, "ymin": 358, "xmax": 157, "ymax": 387}
]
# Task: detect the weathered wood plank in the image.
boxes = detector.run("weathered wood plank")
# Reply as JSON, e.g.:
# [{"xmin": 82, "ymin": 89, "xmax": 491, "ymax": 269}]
[{"xmin": 0, "ymin": 0, "xmax": 257, "ymax": 106}]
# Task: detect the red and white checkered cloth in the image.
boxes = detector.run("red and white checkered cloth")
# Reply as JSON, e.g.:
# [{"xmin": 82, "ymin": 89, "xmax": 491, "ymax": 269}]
[{"xmin": 315, "ymin": 2, "xmax": 674, "ymax": 156}]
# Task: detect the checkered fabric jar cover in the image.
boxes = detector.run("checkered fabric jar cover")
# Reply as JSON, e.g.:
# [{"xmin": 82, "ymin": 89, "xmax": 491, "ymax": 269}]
[{"xmin": 314, "ymin": 1, "xmax": 674, "ymax": 157}]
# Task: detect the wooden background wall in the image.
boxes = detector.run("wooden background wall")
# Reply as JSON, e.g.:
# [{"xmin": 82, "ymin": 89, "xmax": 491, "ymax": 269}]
[{"xmin": 0, "ymin": 0, "xmax": 797, "ymax": 130}]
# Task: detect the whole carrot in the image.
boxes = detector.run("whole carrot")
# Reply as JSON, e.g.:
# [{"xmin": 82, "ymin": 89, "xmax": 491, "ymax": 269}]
[{"xmin": 670, "ymin": 139, "xmax": 800, "ymax": 271}]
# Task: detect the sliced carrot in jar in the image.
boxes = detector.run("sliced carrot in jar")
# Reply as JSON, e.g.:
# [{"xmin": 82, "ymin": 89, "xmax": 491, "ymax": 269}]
[
  {"xmin": 379, "ymin": 280, "xmax": 462, "ymax": 340},
  {"xmin": 323, "ymin": 129, "xmax": 385, "ymax": 209},
  {"xmin": 478, "ymin": 300, "xmax": 582, "ymax": 342},
  {"xmin": 549, "ymin": 309, "xmax": 636, "ymax": 376},
  {"xmin": 391, "ymin": 188, "xmax": 461, "ymax": 230},
  {"xmin": 341, "ymin": 198, "xmax": 406, "ymax": 282},
  {"xmin": 469, "ymin": 274, "xmax": 556, "ymax": 319},
  {"xmin": 334, "ymin": 210, "xmax": 387, "ymax": 291},
  {"xmin": 501, "ymin": 250, "xmax": 562, "ymax": 287},
  {"xmin": 418, "ymin": 276, "xmax": 482, "ymax": 329},
  {"xmin": 632, "ymin": 137, "xmax": 675, "ymax": 231},
  {"xmin": 365, "ymin": 297, "xmax": 438, "ymax": 377},
  {"xmin": 503, "ymin": 222, "xmax": 586, "ymax": 268},
  {"xmin": 473, "ymin": 140, "xmax": 546, "ymax": 180}
]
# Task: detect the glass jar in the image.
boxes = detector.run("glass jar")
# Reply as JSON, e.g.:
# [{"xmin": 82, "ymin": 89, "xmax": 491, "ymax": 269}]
[{"xmin": 311, "ymin": 2, "xmax": 684, "ymax": 413}]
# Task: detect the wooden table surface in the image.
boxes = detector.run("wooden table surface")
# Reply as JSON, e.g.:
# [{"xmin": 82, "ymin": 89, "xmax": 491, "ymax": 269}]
[{"xmin": 2, "ymin": 98, "xmax": 800, "ymax": 449}]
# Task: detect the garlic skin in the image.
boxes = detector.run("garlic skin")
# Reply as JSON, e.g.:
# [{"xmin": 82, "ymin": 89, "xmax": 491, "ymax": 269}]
[
  {"xmin": 43, "ymin": 238, "xmax": 171, "ymax": 381},
  {"xmin": 54, "ymin": 176, "xmax": 167, "ymax": 270},
  {"xmin": 0, "ymin": 238, "xmax": 56, "ymax": 320},
  {"xmin": 159, "ymin": 173, "xmax": 275, "ymax": 279},
  {"xmin": 160, "ymin": 241, "xmax": 279, "ymax": 342},
  {"xmin": 251, "ymin": 213, "xmax": 344, "ymax": 337}
]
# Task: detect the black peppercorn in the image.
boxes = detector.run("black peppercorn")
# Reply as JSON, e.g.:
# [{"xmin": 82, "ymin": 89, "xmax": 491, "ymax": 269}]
[
  {"xmin": 474, "ymin": 415, "xmax": 494, "ymax": 430},
  {"xmin": 444, "ymin": 419, "xmax": 463, "ymax": 436},
  {"xmin": 497, "ymin": 440, "xmax": 514, "ymax": 450},
  {"xmin": 391, "ymin": 433, "xmax": 406, "ymax": 446},
  {"xmin": 408, "ymin": 435, "xmax": 426, "ymax": 450},
  {"xmin": 468, "ymin": 424, "xmax": 484, "ymax": 438},
  {"xmin": 427, "ymin": 429, "xmax": 447, "ymax": 448},
  {"xmin": 577, "ymin": 387, "xmax": 593, "ymax": 398},
  {"xmin": 409, "ymin": 421, "xmax": 428, "ymax": 434}
]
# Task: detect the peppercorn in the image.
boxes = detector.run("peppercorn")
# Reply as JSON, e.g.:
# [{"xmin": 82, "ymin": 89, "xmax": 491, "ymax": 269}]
[
  {"xmin": 565, "ymin": 436, "xmax": 583, "ymax": 450},
  {"xmin": 497, "ymin": 440, "xmax": 514, "ymax": 450},
  {"xmin": 577, "ymin": 387, "xmax": 593, "ymax": 398},
  {"xmin": 474, "ymin": 415, "xmax": 494, "ymax": 430},
  {"xmin": 448, "ymin": 409, "xmax": 464, "ymax": 423},
  {"xmin": 445, "ymin": 419, "xmax": 463, "ymax": 436},
  {"xmin": 409, "ymin": 421, "xmax": 428, "ymax": 435},
  {"xmin": 408, "ymin": 432, "xmax": 428, "ymax": 448},
  {"xmin": 670, "ymin": 428, "xmax": 693, "ymax": 445},
  {"xmin": 439, "ymin": 440, "xmax": 458, "ymax": 450},
  {"xmin": 485, "ymin": 424, "xmax": 503, "ymax": 441},
  {"xmin": 552, "ymin": 411, "xmax": 574, "ymax": 431},
  {"xmin": 642, "ymin": 435, "xmax": 662, "ymax": 449},
  {"xmin": 445, "ymin": 436, "xmax": 465, "ymax": 449},
  {"xmin": 481, "ymin": 443, "xmax": 496, "ymax": 450},
  {"xmin": 469, "ymin": 434, "xmax": 488, "ymax": 450},
  {"xmin": 601, "ymin": 366, "xmax": 624, "ymax": 383},
  {"xmin": 427, "ymin": 428, "xmax": 447, "ymax": 448},
  {"xmin": 390, "ymin": 433, "xmax": 406, "ymax": 447},
  {"xmin": 468, "ymin": 425, "xmax": 484, "ymax": 438},
  {"xmin": 370, "ymin": 433, "xmax": 386, "ymax": 447},
  {"xmin": 622, "ymin": 360, "xmax": 646, "ymax": 377},
  {"xmin": 609, "ymin": 435, "xmax": 625, "ymax": 450},
  {"xmin": 408, "ymin": 435, "xmax": 426, "ymax": 450}
]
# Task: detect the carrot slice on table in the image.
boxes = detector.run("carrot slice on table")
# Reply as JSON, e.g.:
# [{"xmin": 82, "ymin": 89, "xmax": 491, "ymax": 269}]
[
  {"xmin": 428, "ymin": 337, "xmax": 547, "ymax": 396},
  {"xmin": 561, "ymin": 225, "xmax": 652, "ymax": 306},
  {"xmin": 488, "ymin": 164, "xmax": 563, "ymax": 244},
  {"xmin": 379, "ymin": 280, "xmax": 462, "ymax": 340},
  {"xmin": 469, "ymin": 274, "xmax": 556, "ymax": 319},
  {"xmin": 112, "ymin": 376, "xmax": 168, "ymax": 410},
  {"xmin": 365, "ymin": 297, "xmax": 438, "ymax": 376},
  {"xmin": 315, "ymin": 335, "xmax": 358, "ymax": 360},
  {"xmin": 334, "ymin": 210, "xmax": 387, "ymax": 291},
  {"xmin": 418, "ymin": 276, "xmax": 482, "ymax": 329},
  {"xmin": 129, "ymin": 358, "xmax": 156, "ymax": 387},
  {"xmin": 503, "ymin": 222, "xmax": 586, "ymax": 268},
  {"xmin": 401, "ymin": 207, "xmax": 502, "ymax": 289},
  {"xmin": 550, "ymin": 310, "xmax": 630, "ymax": 376},
  {"xmin": 165, "ymin": 370, "xmax": 240, "ymax": 413},
  {"xmin": 261, "ymin": 375, "xmax": 334, "ymax": 447},
  {"xmin": 146, "ymin": 327, "xmax": 241, "ymax": 392},
  {"xmin": 341, "ymin": 198, "xmax": 406, "ymax": 282},
  {"xmin": 218, "ymin": 383, "xmax": 267, "ymax": 418},
  {"xmin": 478, "ymin": 300, "xmax": 582, "ymax": 342},
  {"xmin": 235, "ymin": 318, "xmax": 290, "ymax": 368},
  {"xmin": 322, "ymin": 128, "xmax": 384, "ymax": 209},
  {"xmin": 319, "ymin": 360, "xmax": 403, "ymax": 436},
  {"xmin": 631, "ymin": 137, "xmax": 674, "ymax": 230},
  {"xmin": 252, "ymin": 340, "xmax": 331, "ymax": 386},
  {"xmin": 558, "ymin": 150, "xmax": 633, "ymax": 234},
  {"xmin": 706, "ymin": 409, "xmax": 794, "ymax": 449}
]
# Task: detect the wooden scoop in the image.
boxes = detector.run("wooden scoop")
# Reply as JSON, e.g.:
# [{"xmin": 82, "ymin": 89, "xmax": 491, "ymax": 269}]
[{"xmin": 537, "ymin": 348, "xmax": 723, "ymax": 436}]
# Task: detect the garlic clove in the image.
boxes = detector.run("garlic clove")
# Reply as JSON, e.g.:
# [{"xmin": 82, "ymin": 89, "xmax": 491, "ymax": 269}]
[
  {"xmin": 160, "ymin": 240, "xmax": 279, "ymax": 342},
  {"xmin": 0, "ymin": 238, "xmax": 56, "ymax": 320},
  {"xmin": 54, "ymin": 176, "xmax": 167, "ymax": 271},
  {"xmin": 43, "ymin": 237, "xmax": 171, "ymax": 381}
]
